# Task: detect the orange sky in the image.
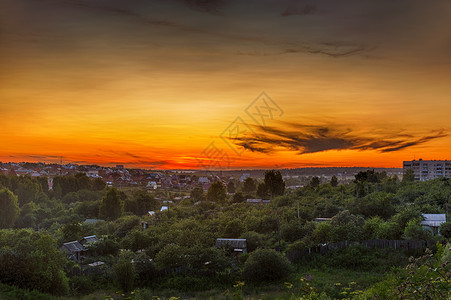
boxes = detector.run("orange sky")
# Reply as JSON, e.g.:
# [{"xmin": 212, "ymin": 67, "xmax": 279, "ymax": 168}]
[{"xmin": 1, "ymin": 0, "xmax": 450, "ymax": 169}]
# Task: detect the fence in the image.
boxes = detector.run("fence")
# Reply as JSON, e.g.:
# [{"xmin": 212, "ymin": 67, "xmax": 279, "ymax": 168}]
[{"xmin": 285, "ymin": 239, "xmax": 436, "ymax": 263}]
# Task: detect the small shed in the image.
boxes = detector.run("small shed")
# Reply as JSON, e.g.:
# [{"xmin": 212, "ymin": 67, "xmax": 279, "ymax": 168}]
[
  {"xmin": 421, "ymin": 214, "xmax": 446, "ymax": 235},
  {"xmin": 80, "ymin": 235, "xmax": 99, "ymax": 246},
  {"xmin": 161, "ymin": 206, "xmax": 169, "ymax": 212},
  {"xmin": 61, "ymin": 241, "xmax": 87, "ymax": 261},
  {"xmin": 215, "ymin": 238, "xmax": 247, "ymax": 254}
]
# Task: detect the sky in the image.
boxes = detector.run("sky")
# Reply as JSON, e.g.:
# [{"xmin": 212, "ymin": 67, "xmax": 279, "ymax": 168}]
[{"xmin": 1, "ymin": 0, "xmax": 450, "ymax": 169}]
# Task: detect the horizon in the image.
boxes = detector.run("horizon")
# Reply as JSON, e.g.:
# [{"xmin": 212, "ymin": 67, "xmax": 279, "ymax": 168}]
[{"xmin": 1, "ymin": 0, "xmax": 450, "ymax": 169}]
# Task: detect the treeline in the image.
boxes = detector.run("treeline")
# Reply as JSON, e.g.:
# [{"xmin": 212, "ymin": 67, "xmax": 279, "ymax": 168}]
[{"xmin": 0, "ymin": 170, "xmax": 450, "ymax": 298}]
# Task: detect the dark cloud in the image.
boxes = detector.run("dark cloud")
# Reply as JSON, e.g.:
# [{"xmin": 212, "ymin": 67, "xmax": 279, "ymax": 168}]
[
  {"xmin": 230, "ymin": 123, "xmax": 447, "ymax": 155},
  {"xmin": 180, "ymin": 0, "xmax": 225, "ymax": 15},
  {"xmin": 237, "ymin": 42, "xmax": 372, "ymax": 58}
]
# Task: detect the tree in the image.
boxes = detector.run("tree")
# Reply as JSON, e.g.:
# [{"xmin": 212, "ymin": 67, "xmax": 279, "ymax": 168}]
[
  {"xmin": 402, "ymin": 169, "xmax": 415, "ymax": 182},
  {"xmin": 0, "ymin": 187, "xmax": 19, "ymax": 228},
  {"xmin": 330, "ymin": 175, "xmax": 338, "ymax": 187},
  {"xmin": 439, "ymin": 221, "xmax": 451, "ymax": 239},
  {"xmin": 190, "ymin": 186, "xmax": 205, "ymax": 202},
  {"xmin": 263, "ymin": 170, "xmax": 285, "ymax": 198},
  {"xmin": 99, "ymin": 188, "xmax": 123, "ymax": 220},
  {"xmin": 62, "ymin": 221, "xmax": 82, "ymax": 242},
  {"xmin": 227, "ymin": 181, "xmax": 236, "ymax": 194},
  {"xmin": 309, "ymin": 176, "xmax": 320, "ymax": 188},
  {"xmin": 232, "ymin": 192, "xmax": 246, "ymax": 203},
  {"xmin": 402, "ymin": 218, "xmax": 432, "ymax": 240},
  {"xmin": 207, "ymin": 181, "xmax": 226, "ymax": 203},
  {"xmin": 256, "ymin": 182, "xmax": 269, "ymax": 199},
  {"xmin": 0, "ymin": 229, "xmax": 69, "ymax": 295},
  {"xmin": 114, "ymin": 259, "xmax": 136, "ymax": 292},
  {"xmin": 243, "ymin": 249, "xmax": 293, "ymax": 282},
  {"xmin": 242, "ymin": 177, "xmax": 257, "ymax": 194}
]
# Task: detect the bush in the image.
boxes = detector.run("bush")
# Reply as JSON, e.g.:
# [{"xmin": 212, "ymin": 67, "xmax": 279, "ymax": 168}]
[
  {"xmin": 114, "ymin": 259, "xmax": 136, "ymax": 292},
  {"xmin": 242, "ymin": 249, "xmax": 293, "ymax": 282},
  {"xmin": 439, "ymin": 221, "xmax": 451, "ymax": 239}
]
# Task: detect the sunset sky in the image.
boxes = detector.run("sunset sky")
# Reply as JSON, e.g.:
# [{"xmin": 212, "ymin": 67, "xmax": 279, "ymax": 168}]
[{"xmin": 1, "ymin": 0, "xmax": 450, "ymax": 169}]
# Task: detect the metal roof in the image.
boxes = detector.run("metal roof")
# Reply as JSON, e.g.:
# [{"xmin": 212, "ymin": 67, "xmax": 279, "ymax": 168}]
[
  {"xmin": 421, "ymin": 214, "xmax": 446, "ymax": 227},
  {"xmin": 81, "ymin": 235, "xmax": 99, "ymax": 244},
  {"xmin": 62, "ymin": 241, "xmax": 86, "ymax": 253},
  {"xmin": 215, "ymin": 238, "xmax": 247, "ymax": 249}
]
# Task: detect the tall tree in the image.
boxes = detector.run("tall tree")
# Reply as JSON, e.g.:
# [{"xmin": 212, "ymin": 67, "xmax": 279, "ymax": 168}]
[
  {"xmin": 0, "ymin": 187, "xmax": 19, "ymax": 228},
  {"xmin": 207, "ymin": 181, "xmax": 226, "ymax": 203},
  {"xmin": 99, "ymin": 188, "xmax": 123, "ymax": 220},
  {"xmin": 330, "ymin": 175, "xmax": 338, "ymax": 187},
  {"xmin": 263, "ymin": 170, "xmax": 285, "ymax": 198}
]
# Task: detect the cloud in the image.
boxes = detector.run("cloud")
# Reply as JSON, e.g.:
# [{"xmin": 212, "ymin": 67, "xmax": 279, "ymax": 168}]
[
  {"xmin": 229, "ymin": 122, "xmax": 447, "ymax": 155},
  {"xmin": 180, "ymin": 0, "xmax": 225, "ymax": 15}
]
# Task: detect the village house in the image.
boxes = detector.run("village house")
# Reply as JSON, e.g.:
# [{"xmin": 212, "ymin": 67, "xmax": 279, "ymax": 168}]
[
  {"xmin": 421, "ymin": 213, "xmax": 446, "ymax": 235},
  {"xmin": 60, "ymin": 241, "xmax": 87, "ymax": 261}
]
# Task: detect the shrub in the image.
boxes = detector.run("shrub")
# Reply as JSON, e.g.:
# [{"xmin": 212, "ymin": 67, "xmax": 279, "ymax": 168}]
[{"xmin": 242, "ymin": 249, "xmax": 293, "ymax": 282}]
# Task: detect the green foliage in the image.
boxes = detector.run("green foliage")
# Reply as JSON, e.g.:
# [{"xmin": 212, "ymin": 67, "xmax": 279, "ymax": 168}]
[
  {"xmin": 309, "ymin": 177, "xmax": 320, "ymax": 189},
  {"xmin": 403, "ymin": 168, "xmax": 415, "ymax": 182},
  {"xmin": 330, "ymin": 175, "xmax": 338, "ymax": 187},
  {"xmin": 207, "ymin": 181, "xmax": 226, "ymax": 203},
  {"xmin": 62, "ymin": 221, "xmax": 82, "ymax": 242},
  {"xmin": 154, "ymin": 244, "xmax": 186, "ymax": 269},
  {"xmin": 242, "ymin": 177, "xmax": 257, "ymax": 194},
  {"xmin": 312, "ymin": 222, "xmax": 332, "ymax": 244},
  {"xmin": 0, "ymin": 188, "xmax": 19, "ymax": 228},
  {"xmin": 99, "ymin": 188, "xmax": 123, "ymax": 220},
  {"xmin": 0, "ymin": 229, "xmax": 69, "ymax": 295},
  {"xmin": 114, "ymin": 259, "xmax": 136, "ymax": 292},
  {"xmin": 227, "ymin": 181, "xmax": 236, "ymax": 194},
  {"xmin": 439, "ymin": 221, "xmax": 451, "ymax": 239},
  {"xmin": 190, "ymin": 186, "xmax": 205, "ymax": 202},
  {"xmin": 242, "ymin": 249, "xmax": 293, "ymax": 282},
  {"xmin": 231, "ymin": 192, "xmax": 245, "ymax": 203},
  {"xmin": 402, "ymin": 218, "xmax": 433, "ymax": 240},
  {"xmin": 263, "ymin": 170, "xmax": 285, "ymax": 198},
  {"xmin": 240, "ymin": 231, "xmax": 265, "ymax": 252}
]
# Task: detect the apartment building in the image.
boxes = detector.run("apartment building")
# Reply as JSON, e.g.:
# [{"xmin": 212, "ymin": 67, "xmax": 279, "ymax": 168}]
[{"xmin": 403, "ymin": 159, "xmax": 451, "ymax": 181}]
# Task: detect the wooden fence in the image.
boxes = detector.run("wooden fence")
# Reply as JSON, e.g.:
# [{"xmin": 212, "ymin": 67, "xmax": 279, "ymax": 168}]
[{"xmin": 285, "ymin": 239, "xmax": 436, "ymax": 263}]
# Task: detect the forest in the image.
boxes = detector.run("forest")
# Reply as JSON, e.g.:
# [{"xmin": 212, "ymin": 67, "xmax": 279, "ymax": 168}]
[{"xmin": 0, "ymin": 169, "xmax": 450, "ymax": 299}]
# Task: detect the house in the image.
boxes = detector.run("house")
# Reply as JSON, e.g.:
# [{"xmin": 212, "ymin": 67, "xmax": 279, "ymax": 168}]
[
  {"xmin": 80, "ymin": 235, "xmax": 99, "ymax": 246},
  {"xmin": 161, "ymin": 206, "xmax": 169, "ymax": 212},
  {"xmin": 314, "ymin": 218, "xmax": 332, "ymax": 222},
  {"xmin": 146, "ymin": 181, "xmax": 158, "ymax": 190},
  {"xmin": 421, "ymin": 214, "xmax": 446, "ymax": 235},
  {"xmin": 84, "ymin": 219, "xmax": 103, "ymax": 225},
  {"xmin": 215, "ymin": 238, "xmax": 247, "ymax": 254},
  {"xmin": 61, "ymin": 241, "xmax": 87, "ymax": 261},
  {"xmin": 246, "ymin": 199, "xmax": 270, "ymax": 205},
  {"xmin": 146, "ymin": 211, "xmax": 155, "ymax": 217},
  {"xmin": 198, "ymin": 177, "xmax": 210, "ymax": 184}
]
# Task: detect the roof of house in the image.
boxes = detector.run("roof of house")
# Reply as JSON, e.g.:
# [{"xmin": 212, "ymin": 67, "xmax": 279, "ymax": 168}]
[
  {"xmin": 84, "ymin": 219, "xmax": 103, "ymax": 224},
  {"xmin": 161, "ymin": 206, "xmax": 169, "ymax": 211},
  {"xmin": 80, "ymin": 235, "xmax": 99, "ymax": 244},
  {"xmin": 62, "ymin": 241, "xmax": 86, "ymax": 253},
  {"xmin": 215, "ymin": 238, "xmax": 247, "ymax": 249},
  {"xmin": 421, "ymin": 214, "xmax": 446, "ymax": 227}
]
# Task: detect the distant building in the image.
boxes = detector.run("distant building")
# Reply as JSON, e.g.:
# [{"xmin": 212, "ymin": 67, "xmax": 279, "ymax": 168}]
[
  {"xmin": 421, "ymin": 214, "xmax": 446, "ymax": 236},
  {"xmin": 80, "ymin": 235, "xmax": 99, "ymax": 246},
  {"xmin": 215, "ymin": 238, "xmax": 247, "ymax": 254},
  {"xmin": 60, "ymin": 241, "xmax": 87, "ymax": 261},
  {"xmin": 403, "ymin": 159, "xmax": 451, "ymax": 181},
  {"xmin": 246, "ymin": 198, "xmax": 270, "ymax": 205}
]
